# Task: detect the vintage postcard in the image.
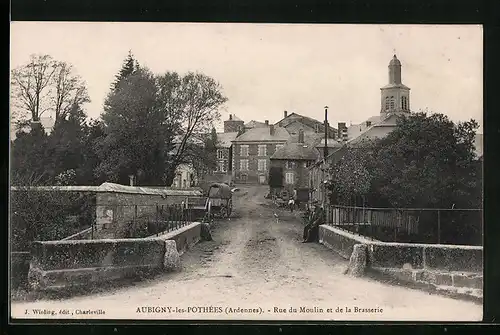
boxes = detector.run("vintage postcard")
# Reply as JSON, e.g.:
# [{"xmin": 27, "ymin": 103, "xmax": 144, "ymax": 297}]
[{"xmin": 9, "ymin": 22, "xmax": 483, "ymax": 322}]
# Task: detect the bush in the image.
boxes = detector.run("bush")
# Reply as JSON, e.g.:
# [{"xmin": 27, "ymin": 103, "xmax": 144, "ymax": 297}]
[{"xmin": 10, "ymin": 190, "xmax": 96, "ymax": 251}]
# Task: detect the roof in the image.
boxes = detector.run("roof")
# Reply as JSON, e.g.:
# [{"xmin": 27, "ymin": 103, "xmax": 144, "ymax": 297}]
[
  {"xmin": 10, "ymin": 182, "xmax": 203, "ymax": 196},
  {"xmin": 314, "ymin": 137, "xmax": 343, "ymax": 148},
  {"xmin": 216, "ymin": 132, "xmax": 238, "ymax": 148},
  {"xmin": 276, "ymin": 112, "xmax": 336, "ymax": 133},
  {"xmin": 244, "ymin": 120, "xmax": 267, "ymax": 129},
  {"xmin": 271, "ymin": 142, "xmax": 319, "ymax": 161},
  {"xmin": 389, "ymin": 55, "xmax": 401, "ymax": 66},
  {"xmin": 227, "ymin": 114, "xmax": 243, "ymax": 121},
  {"xmin": 233, "ymin": 126, "xmax": 290, "ymax": 142}
]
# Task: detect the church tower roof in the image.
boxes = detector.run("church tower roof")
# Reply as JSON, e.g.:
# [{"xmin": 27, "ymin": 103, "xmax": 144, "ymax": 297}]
[
  {"xmin": 389, "ymin": 54, "xmax": 401, "ymax": 66},
  {"xmin": 380, "ymin": 54, "xmax": 411, "ymax": 116}
]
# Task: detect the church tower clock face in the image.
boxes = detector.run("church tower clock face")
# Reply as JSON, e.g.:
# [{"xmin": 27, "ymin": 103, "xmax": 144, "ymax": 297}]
[{"xmin": 380, "ymin": 55, "xmax": 411, "ymax": 118}]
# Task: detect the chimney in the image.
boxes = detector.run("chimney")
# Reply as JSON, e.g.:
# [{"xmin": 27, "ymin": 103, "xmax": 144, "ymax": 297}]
[
  {"xmin": 128, "ymin": 175, "xmax": 135, "ymax": 186},
  {"xmin": 229, "ymin": 114, "xmax": 233, "ymax": 120},
  {"xmin": 298, "ymin": 129, "xmax": 304, "ymax": 144},
  {"xmin": 284, "ymin": 110, "xmax": 288, "ymax": 118},
  {"xmin": 270, "ymin": 124, "xmax": 275, "ymax": 136},
  {"xmin": 237, "ymin": 125, "xmax": 245, "ymax": 136},
  {"xmin": 265, "ymin": 120, "xmax": 269, "ymax": 126},
  {"xmin": 337, "ymin": 122, "xmax": 346, "ymax": 138}
]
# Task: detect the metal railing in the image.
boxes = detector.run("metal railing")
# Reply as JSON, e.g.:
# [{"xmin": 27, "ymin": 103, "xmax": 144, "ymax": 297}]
[
  {"xmin": 112, "ymin": 204, "xmax": 194, "ymax": 238},
  {"xmin": 327, "ymin": 205, "xmax": 483, "ymax": 246}
]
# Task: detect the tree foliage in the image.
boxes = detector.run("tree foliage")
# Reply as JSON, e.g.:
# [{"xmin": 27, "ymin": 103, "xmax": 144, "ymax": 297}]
[
  {"xmin": 112, "ymin": 50, "xmax": 140, "ymax": 91},
  {"xmin": 10, "ymin": 54, "xmax": 90, "ymax": 127},
  {"xmin": 328, "ymin": 112, "xmax": 481, "ymax": 208}
]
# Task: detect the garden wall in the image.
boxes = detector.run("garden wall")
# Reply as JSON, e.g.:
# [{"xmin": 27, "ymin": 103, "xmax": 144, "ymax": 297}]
[
  {"xmin": 27, "ymin": 222, "xmax": 203, "ymax": 290},
  {"xmin": 319, "ymin": 225, "xmax": 483, "ymax": 293}
]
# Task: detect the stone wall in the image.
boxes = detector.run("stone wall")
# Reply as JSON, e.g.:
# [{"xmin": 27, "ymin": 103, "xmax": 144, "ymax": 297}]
[
  {"xmin": 94, "ymin": 188, "xmax": 201, "ymax": 238},
  {"xmin": 319, "ymin": 225, "xmax": 483, "ymax": 292},
  {"xmin": 27, "ymin": 222, "xmax": 203, "ymax": 290},
  {"xmin": 11, "ymin": 251, "xmax": 31, "ymax": 289}
]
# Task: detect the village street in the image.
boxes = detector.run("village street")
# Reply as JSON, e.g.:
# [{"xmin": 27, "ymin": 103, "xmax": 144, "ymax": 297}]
[{"xmin": 11, "ymin": 185, "xmax": 482, "ymax": 321}]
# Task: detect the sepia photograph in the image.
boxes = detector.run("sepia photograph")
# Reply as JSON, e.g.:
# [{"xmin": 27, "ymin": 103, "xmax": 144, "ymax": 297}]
[{"xmin": 9, "ymin": 22, "xmax": 483, "ymax": 322}]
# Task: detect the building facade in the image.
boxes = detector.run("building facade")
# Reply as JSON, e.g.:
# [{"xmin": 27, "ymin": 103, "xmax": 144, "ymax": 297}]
[
  {"xmin": 270, "ymin": 129, "xmax": 319, "ymax": 201},
  {"xmin": 231, "ymin": 125, "xmax": 289, "ymax": 184}
]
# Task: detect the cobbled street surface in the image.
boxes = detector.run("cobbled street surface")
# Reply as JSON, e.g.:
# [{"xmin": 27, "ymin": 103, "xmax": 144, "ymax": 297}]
[{"xmin": 11, "ymin": 185, "xmax": 482, "ymax": 321}]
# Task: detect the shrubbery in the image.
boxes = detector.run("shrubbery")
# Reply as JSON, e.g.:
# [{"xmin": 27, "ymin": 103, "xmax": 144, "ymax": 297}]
[{"xmin": 10, "ymin": 190, "xmax": 96, "ymax": 251}]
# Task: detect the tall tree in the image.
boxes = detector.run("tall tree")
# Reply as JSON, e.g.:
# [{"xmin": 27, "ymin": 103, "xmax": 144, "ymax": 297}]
[
  {"xmin": 96, "ymin": 68, "xmax": 168, "ymax": 185},
  {"xmin": 112, "ymin": 50, "xmax": 139, "ymax": 91},
  {"xmin": 163, "ymin": 72, "xmax": 227, "ymax": 185},
  {"xmin": 45, "ymin": 103, "xmax": 89, "ymax": 183},
  {"xmin": 10, "ymin": 54, "xmax": 58, "ymax": 123},
  {"xmin": 11, "ymin": 124, "xmax": 50, "ymax": 185},
  {"xmin": 11, "ymin": 54, "xmax": 90, "ymax": 129},
  {"xmin": 52, "ymin": 61, "xmax": 90, "ymax": 124}
]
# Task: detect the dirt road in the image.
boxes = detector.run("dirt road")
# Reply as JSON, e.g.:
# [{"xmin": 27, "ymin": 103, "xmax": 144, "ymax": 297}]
[{"xmin": 11, "ymin": 185, "xmax": 482, "ymax": 321}]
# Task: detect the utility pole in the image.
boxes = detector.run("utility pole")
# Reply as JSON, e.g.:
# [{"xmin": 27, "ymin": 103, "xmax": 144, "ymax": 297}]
[
  {"xmin": 324, "ymin": 106, "xmax": 329, "ymax": 159},
  {"xmin": 323, "ymin": 106, "xmax": 329, "ymax": 225}
]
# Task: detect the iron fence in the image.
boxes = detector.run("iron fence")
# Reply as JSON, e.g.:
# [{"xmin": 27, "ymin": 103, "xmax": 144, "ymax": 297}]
[
  {"xmin": 11, "ymin": 201, "xmax": 200, "ymax": 245},
  {"xmin": 327, "ymin": 205, "xmax": 483, "ymax": 246},
  {"xmin": 125, "ymin": 204, "xmax": 194, "ymax": 238}
]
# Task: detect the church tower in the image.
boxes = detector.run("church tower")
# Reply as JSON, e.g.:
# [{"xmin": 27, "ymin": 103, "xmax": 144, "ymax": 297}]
[{"xmin": 380, "ymin": 55, "xmax": 411, "ymax": 118}]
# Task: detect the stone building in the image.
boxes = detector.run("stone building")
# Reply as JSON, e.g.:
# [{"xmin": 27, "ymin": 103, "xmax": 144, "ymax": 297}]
[
  {"xmin": 270, "ymin": 129, "xmax": 319, "ymax": 202},
  {"xmin": 275, "ymin": 111, "xmax": 337, "ymax": 139},
  {"xmin": 231, "ymin": 124, "xmax": 289, "ymax": 184},
  {"xmin": 223, "ymin": 114, "xmax": 244, "ymax": 133},
  {"xmin": 215, "ymin": 131, "xmax": 238, "ymax": 173}
]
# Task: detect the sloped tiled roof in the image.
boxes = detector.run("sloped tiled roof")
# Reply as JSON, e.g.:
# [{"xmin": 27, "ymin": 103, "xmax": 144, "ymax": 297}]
[
  {"xmin": 233, "ymin": 126, "xmax": 290, "ymax": 142},
  {"xmin": 277, "ymin": 112, "xmax": 336, "ymax": 133},
  {"xmin": 314, "ymin": 137, "xmax": 343, "ymax": 149},
  {"xmin": 227, "ymin": 114, "xmax": 243, "ymax": 121},
  {"xmin": 244, "ymin": 120, "xmax": 267, "ymax": 129},
  {"xmin": 216, "ymin": 132, "xmax": 238, "ymax": 148},
  {"xmin": 271, "ymin": 142, "xmax": 319, "ymax": 161}
]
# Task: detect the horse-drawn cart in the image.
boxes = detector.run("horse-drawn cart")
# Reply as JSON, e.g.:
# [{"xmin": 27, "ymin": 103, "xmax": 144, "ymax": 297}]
[{"xmin": 184, "ymin": 183, "xmax": 233, "ymax": 223}]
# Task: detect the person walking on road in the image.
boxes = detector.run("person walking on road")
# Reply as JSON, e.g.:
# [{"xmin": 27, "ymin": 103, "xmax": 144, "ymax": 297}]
[{"xmin": 288, "ymin": 197, "xmax": 295, "ymax": 213}]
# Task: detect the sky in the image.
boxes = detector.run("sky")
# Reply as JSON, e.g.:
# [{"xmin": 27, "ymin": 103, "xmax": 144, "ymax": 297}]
[{"xmin": 10, "ymin": 23, "xmax": 483, "ymax": 132}]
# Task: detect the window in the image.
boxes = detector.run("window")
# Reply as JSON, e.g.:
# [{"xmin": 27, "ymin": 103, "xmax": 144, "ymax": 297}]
[
  {"xmin": 401, "ymin": 96, "xmax": 408, "ymax": 110},
  {"xmin": 217, "ymin": 149, "xmax": 224, "ymax": 159},
  {"xmin": 389, "ymin": 96, "xmax": 395, "ymax": 110},
  {"xmin": 385, "ymin": 97, "xmax": 390, "ymax": 111},
  {"xmin": 275, "ymin": 144, "xmax": 284, "ymax": 152},
  {"xmin": 286, "ymin": 161, "xmax": 296, "ymax": 169},
  {"xmin": 258, "ymin": 145, "xmax": 267, "ymax": 156},
  {"xmin": 240, "ymin": 159, "xmax": 249, "ymax": 171},
  {"xmin": 258, "ymin": 159, "xmax": 267, "ymax": 171},
  {"xmin": 285, "ymin": 172, "xmax": 294, "ymax": 184},
  {"xmin": 240, "ymin": 145, "xmax": 249, "ymax": 157},
  {"xmin": 218, "ymin": 161, "xmax": 226, "ymax": 172}
]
